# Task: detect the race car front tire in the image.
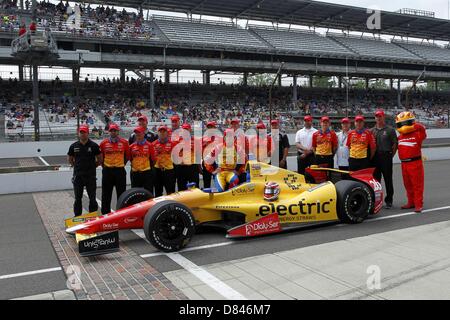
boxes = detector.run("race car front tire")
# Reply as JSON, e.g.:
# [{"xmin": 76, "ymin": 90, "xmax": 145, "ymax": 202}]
[
  {"xmin": 335, "ymin": 180, "xmax": 373, "ymax": 224},
  {"xmin": 144, "ymin": 200, "xmax": 195, "ymax": 252},
  {"xmin": 116, "ymin": 188, "xmax": 154, "ymax": 210}
]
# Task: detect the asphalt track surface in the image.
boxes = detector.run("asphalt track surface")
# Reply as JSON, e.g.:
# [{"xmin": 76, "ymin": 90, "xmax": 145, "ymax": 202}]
[{"xmin": 1, "ymin": 159, "xmax": 449, "ymax": 299}]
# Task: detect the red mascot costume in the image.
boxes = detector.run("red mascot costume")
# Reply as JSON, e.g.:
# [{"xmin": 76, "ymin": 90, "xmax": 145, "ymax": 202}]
[{"xmin": 395, "ymin": 112, "xmax": 427, "ymax": 213}]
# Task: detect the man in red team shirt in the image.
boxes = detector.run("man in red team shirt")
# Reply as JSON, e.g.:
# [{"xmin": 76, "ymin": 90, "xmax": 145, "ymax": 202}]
[
  {"xmin": 346, "ymin": 116, "xmax": 376, "ymax": 171},
  {"xmin": 129, "ymin": 126, "xmax": 154, "ymax": 194},
  {"xmin": 202, "ymin": 121, "xmax": 218, "ymax": 189},
  {"xmin": 396, "ymin": 112, "xmax": 427, "ymax": 213},
  {"xmin": 312, "ymin": 116, "xmax": 338, "ymax": 169},
  {"xmin": 99, "ymin": 123, "xmax": 129, "ymax": 215},
  {"xmin": 251, "ymin": 122, "xmax": 273, "ymax": 164},
  {"xmin": 152, "ymin": 126, "xmax": 177, "ymax": 196},
  {"xmin": 176, "ymin": 123, "xmax": 202, "ymax": 190}
]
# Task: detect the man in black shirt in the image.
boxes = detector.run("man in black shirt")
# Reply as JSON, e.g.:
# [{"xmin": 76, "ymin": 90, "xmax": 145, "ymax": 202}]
[
  {"xmin": 128, "ymin": 115, "xmax": 158, "ymax": 144},
  {"xmin": 67, "ymin": 125, "xmax": 103, "ymax": 216},
  {"xmin": 271, "ymin": 120, "xmax": 290, "ymax": 169},
  {"xmin": 371, "ymin": 110, "xmax": 398, "ymax": 209}
]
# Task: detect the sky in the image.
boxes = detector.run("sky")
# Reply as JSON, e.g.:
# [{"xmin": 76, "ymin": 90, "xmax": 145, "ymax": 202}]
[
  {"xmin": 1, "ymin": 0, "xmax": 448, "ymax": 86},
  {"xmin": 316, "ymin": 0, "xmax": 449, "ymax": 18}
]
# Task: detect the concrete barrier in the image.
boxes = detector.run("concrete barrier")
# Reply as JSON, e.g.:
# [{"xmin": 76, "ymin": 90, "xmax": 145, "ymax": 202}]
[{"xmin": 1, "ymin": 147, "xmax": 450, "ymax": 195}]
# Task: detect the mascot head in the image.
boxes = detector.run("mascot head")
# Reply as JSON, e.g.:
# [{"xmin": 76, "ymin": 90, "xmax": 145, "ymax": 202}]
[{"xmin": 396, "ymin": 111, "xmax": 416, "ymax": 135}]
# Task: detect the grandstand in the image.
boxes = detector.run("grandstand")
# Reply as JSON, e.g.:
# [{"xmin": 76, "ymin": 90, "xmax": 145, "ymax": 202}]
[{"xmin": 1, "ymin": 0, "xmax": 450, "ymax": 141}]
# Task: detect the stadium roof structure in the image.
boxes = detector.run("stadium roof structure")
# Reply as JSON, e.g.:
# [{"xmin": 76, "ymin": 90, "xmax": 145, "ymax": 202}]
[{"xmin": 80, "ymin": 0, "xmax": 450, "ymax": 41}]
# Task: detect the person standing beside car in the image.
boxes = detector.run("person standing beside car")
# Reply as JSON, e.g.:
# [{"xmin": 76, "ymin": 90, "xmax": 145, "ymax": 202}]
[
  {"xmin": 67, "ymin": 125, "xmax": 102, "ymax": 217},
  {"xmin": 336, "ymin": 118, "xmax": 351, "ymax": 171},
  {"xmin": 347, "ymin": 115, "xmax": 376, "ymax": 171},
  {"xmin": 295, "ymin": 115, "xmax": 317, "ymax": 174},
  {"xmin": 99, "ymin": 123, "xmax": 129, "ymax": 215},
  {"xmin": 370, "ymin": 109, "xmax": 398, "ymax": 209},
  {"xmin": 129, "ymin": 126, "xmax": 154, "ymax": 194},
  {"xmin": 152, "ymin": 126, "xmax": 177, "ymax": 197},
  {"xmin": 312, "ymin": 116, "xmax": 338, "ymax": 169}
]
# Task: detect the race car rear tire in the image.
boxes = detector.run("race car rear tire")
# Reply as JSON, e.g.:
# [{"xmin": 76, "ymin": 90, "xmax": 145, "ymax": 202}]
[
  {"xmin": 335, "ymin": 180, "xmax": 373, "ymax": 224},
  {"xmin": 144, "ymin": 201, "xmax": 195, "ymax": 252},
  {"xmin": 116, "ymin": 188, "xmax": 154, "ymax": 210}
]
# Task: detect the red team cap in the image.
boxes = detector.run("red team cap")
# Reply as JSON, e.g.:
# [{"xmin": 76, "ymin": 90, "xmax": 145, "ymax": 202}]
[
  {"xmin": 206, "ymin": 121, "xmax": 217, "ymax": 128},
  {"xmin": 134, "ymin": 126, "xmax": 146, "ymax": 134},
  {"xmin": 320, "ymin": 116, "xmax": 330, "ymax": 123},
  {"xmin": 355, "ymin": 115, "xmax": 365, "ymax": 122},
  {"xmin": 78, "ymin": 125, "xmax": 89, "ymax": 133},
  {"xmin": 171, "ymin": 115, "xmax": 180, "ymax": 122},
  {"xmin": 138, "ymin": 115, "xmax": 148, "ymax": 123},
  {"xmin": 182, "ymin": 123, "xmax": 192, "ymax": 131},
  {"xmin": 158, "ymin": 125, "xmax": 168, "ymax": 132},
  {"xmin": 341, "ymin": 118, "xmax": 350, "ymax": 124},
  {"xmin": 108, "ymin": 123, "xmax": 120, "ymax": 131},
  {"xmin": 231, "ymin": 119, "xmax": 240, "ymax": 124},
  {"xmin": 304, "ymin": 115, "xmax": 313, "ymax": 122},
  {"xmin": 375, "ymin": 109, "xmax": 385, "ymax": 117},
  {"xmin": 271, "ymin": 119, "xmax": 280, "ymax": 125},
  {"xmin": 256, "ymin": 122, "xmax": 266, "ymax": 129}
]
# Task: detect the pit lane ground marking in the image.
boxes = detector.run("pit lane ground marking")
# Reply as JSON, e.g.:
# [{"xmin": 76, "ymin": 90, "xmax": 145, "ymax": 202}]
[
  {"xmin": 0, "ymin": 267, "xmax": 62, "ymax": 280},
  {"xmin": 367, "ymin": 206, "xmax": 450, "ymax": 222},
  {"xmin": 38, "ymin": 156, "xmax": 50, "ymax": 166},
  {"xmin": 140, "ymin": 241, "xmax": 234, "ymax": 258},
  {"xmin": 88, "ymin": 194, "xmax": 247, "ymax": 300}
]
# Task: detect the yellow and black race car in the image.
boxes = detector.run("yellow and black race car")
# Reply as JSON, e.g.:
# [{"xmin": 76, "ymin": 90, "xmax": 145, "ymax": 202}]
[{"xmin": 66, "ymin": 161, "xmax": 383, "ymax": 256}]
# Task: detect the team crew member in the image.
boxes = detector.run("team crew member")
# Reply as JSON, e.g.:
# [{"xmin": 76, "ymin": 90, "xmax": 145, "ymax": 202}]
[
  {"xmin": 336, "ymin": 118, "xmax": 351, "ymax": 171},
  {"xmin": 371, "ymin": 109, "xmax": 398, "ymax": 209},
  {"xmin": 67, "ymin": 125, "xmax": 102, "ymax": 217},
  {"xmin": 312, "ymin": 116, "xmax": 338, "ymax": 169},
  {"xmin": 252, "ymin": 122, "xmax": 273, "ymax": 164},
  {"xmin": 270, "ymin": 120, "xmax": 290, "ymax": 169},
  {"xmin": 206, "ymin": 129, "xmax": 244, "ymax": 192},
  {"xmin": 170, "ymin": 115, "xmax": 184, "ymax": 191},
  {"xmin": 202, "ymin": 121, "xmax": 218, "ymax": 189},
  {"xmin": 396, "ymin": 112, "xmax": 427, "ymax": 213},
  {"xmin": 129, "ymin": 126, "xmax": 154, "ymax": 193},
  {"xmin": 99, "ymin": 123, "xmax": 129, "ymax": 215},
  {"xmin": 152, "ymin": 126, "xmax": 177, "ymax": 197},
  {"xmin": 177, "ymin": 123, "xmax": 201, "ymax": 190},
  {"xmin": 295, "ymin": 115, "xmax": 318, "ymax": 174},
  {"xmin": 230, "ymin": 118, "xmax": 249, "ymax": 183},
  {"xmin": 128, "ymin": 115, "xmax": 158, "ymax": 145},
  {"xmin": 347, "ymin": 116, "xmax": 376, "ymax": 171}
]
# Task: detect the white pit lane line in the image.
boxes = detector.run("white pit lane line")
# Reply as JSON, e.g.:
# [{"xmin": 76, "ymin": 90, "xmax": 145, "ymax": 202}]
[
  {"xmin": 0, "ymin": 267, "xmax": 62, "ymax": 281},
  {"xmin": 88, "ymin": 194, "xmax": 246, "ymax": 300}
]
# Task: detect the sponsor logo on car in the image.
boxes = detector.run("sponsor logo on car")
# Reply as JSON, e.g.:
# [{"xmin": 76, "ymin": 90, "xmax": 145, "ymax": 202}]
[
  {"xmin": 231, "ymin": 184, "xmax": 256, "ymax": 196},
  {"xmin": 124, "ymin": 217, "xmax": 138, "ymax": 224},
  {"xmin": 258, "ymin": 200, "xmax": 333, "ymax": 217},
  {"xmin": 227, "ymin": 213, "xmax": 281, "ymax": 238},
  {"xmin": 102, "ymin": 223, "xmax": 119, "ymax": 230},
  {"xmin": 369, "ymin": 179, "xmax": 383, "ymax": 192}
]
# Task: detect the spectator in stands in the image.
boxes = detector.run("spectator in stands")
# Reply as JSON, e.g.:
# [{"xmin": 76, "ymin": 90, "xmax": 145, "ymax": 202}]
[
  {"xmin": 295, "ymin": 115, "xmax": 317, "ymax": 175},
  {"xmin": 67, "ymin": 125, "xmax": 102, "ymax": 217},
  {"xmin": 29, "ymin": 20, "xmax": 36, "ymax": 33},
  {"xmin": 99, "ymin": 123, "xmax": 129, "ymax": 215},
  {"xmin": 312, "ymin": 116, "xmax": 338, "ymax": 169},
  {"xmin": 347, "ymin": 116, "xmax": 376, "ymax": 171},
  {"xmin": 371, "ymin": 109, "xmax": 398, "ymax": 209},
  {"xmin": 18, "ymin": 23, "xmax": 26, "ymax": 36},
  {"xmin": 336, "ymin": 118, "xmax": 351, "ymax": 171}
]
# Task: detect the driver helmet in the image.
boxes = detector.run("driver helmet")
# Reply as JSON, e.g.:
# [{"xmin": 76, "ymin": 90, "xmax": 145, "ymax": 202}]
[
  {"xmin": 264, "ymin": 182, "xmax": 281, "ymax": 202},
  {"xmin": 395, "ymin": 111, "xmax": 416, "ymax": 135}
]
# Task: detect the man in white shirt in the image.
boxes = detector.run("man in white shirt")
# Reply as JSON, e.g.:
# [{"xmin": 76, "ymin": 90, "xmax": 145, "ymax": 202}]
[
  {"xmin": 336, "ymin": 117, "xmax": 351, "ymax": 171},
  {"xmin": 295, "ymin": 115, "xmax": 318, "ymax": 174}
]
